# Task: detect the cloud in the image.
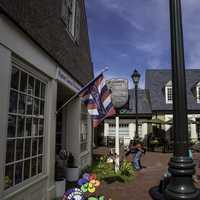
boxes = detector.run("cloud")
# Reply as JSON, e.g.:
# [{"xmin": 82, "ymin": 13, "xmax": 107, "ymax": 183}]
[
  {"xmin": 136, "ymin": 42, "xmax": 159, "ymax": 53},
  {"xmin": 181, "ymin": 0, "xmax": 200, "ymax": 68},
  {"xmin": 86, "ymin": 0, "xmax": 200, "ymax": 89},
  {"xmin": 97, "ymin": 0, "xmax": 145, "ymax": 31}
]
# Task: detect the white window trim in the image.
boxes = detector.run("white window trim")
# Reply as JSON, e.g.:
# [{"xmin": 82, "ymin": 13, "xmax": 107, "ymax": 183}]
[
  {"xmin": 108, "ymin": 123, "xmax": 129, "ymax": 137},
  {"xmin": 3, "ymin": 56, "xmax": 48, "ymax": 195},
  {"xmin": 61, "ymin": 0, "xmax": 80, "ymax": 42},
  {"xmin": 196, "ymin": 84, "xmax": 200, "ymax": 104},
  {"xmin": 165, "ymin": 86, "xmax": 173, "ymax": 104}
]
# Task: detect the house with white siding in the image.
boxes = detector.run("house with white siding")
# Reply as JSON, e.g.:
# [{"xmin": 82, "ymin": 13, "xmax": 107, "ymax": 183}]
[{"xmin": 100, "ymin": 69, "xmax": 200, "ymax": 147}]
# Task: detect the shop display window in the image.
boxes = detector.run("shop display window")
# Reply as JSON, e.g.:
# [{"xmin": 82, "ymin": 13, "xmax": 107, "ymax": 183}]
[{"xmin": 5, "ymin": 65, "xmax": 46, "ymax": 190}]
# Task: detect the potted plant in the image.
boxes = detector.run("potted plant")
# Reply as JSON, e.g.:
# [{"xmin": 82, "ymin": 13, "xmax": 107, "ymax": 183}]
[
  {"xmin": 55, "ymin": 150, "xmax": 67, "ymax": 198},
  {"xmin": 65, "ymin": 152, "xmax": 79, "ymax": 182}
]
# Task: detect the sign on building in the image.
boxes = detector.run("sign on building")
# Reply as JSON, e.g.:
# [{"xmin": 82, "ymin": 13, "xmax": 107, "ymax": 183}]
[
  {"xmin": 56, "ymin": 67, "xmax": 81, "ymax": 93},
  {"xmin": 107, "ymin": 79, "xmax": 128, "ymax": 108}
]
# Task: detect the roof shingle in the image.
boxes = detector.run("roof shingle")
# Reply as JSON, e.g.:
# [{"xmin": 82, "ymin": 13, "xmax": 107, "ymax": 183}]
[
  {"xmin": 0, "ymin": 0, "xmax": 93, "ymax": 85},
  {"xmin": 145, "ymin": 69, "xmax": 200, "ymax": 111}
]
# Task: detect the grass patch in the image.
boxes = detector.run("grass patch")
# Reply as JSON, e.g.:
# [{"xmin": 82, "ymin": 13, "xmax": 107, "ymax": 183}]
[{"xmin": 83, "ymin": 157, "xmax": 135, "ymax": 184}]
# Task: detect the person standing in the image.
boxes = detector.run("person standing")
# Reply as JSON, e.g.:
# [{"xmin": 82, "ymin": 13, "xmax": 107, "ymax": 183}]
[{"xmin": 133, "ymin": 143, "xmax": 145, "ymax": 170}]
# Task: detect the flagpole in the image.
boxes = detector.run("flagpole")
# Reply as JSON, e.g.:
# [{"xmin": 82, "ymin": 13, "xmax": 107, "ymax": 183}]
[
  {"xmin": 115, "ymin": 116, "xmax": 120, "ymax": 172},
  {"xmin": 56, "ymin": 67, "xmax": 108, "ymax": 114}
]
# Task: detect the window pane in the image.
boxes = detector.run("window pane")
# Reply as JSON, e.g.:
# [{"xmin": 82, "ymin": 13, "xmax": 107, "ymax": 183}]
[
  {"xmin": 28, "ymin": 76, "xmax": 34, "ymax": 92},
  {"xmin": 24, "ymin": 159, "xmax": 30, "ymax": 180},
  {"xmin": 81, "ymin": 143, "xmax": 87, "ymax": 152},
  {"xmin": 33, "ymin": 118, "xmax": 39, "ymax": 136},
  {"xmin": 7, "ymin": 115, "xmax": 16, "ymax": 138},
  {"xmin": 38, "ymin": 138, "xmax": 43, "ymax": 155},
  {"xmin": 167, "ymin": 88, "xmax": 172, "ymax": 101},
  {"xmin": 75, "ymin": 1, "xmax": 80, "ymax": 40},
  {"xmin": 69, "ymin": 0, "xmax": 73, "ymax": 9},
  {"xmin": 25, "ymin": 138, "xmax": 31, "ymax": 158},
  {"xmin": 25, "ymin": 118, "xmax": 32, "ymax": 136},
  {"xmin": 20, "ymin": 71, "xmax": 27, "ymax": 92},
  {"xmin": 38, "ymin": 156, "xmax": 42, "ymax": 174},
  {"xmin": 11, "ymin": 67, "xmax": 19, "ymax": 90},
  {"xmin": 41, "ymin": 83, "xmax": 45, "ymax": 99},
  {"xmin": 6, "ymin": 140, "xmax": 15, "ymax": 163},
  {"xmin": 6, "ymin": 67, "xmax": 46, "ymax": 189},
  {"xmin": 5, "ymin": 165, "xmax": 14, "ymax": 189},
  {"xmin": 15, "ymin": 162, "xmax": 23, "ymax": 184},
  {"xmin": 16, "ymin": 139, "xmax": 24, "ymax": 160},
  {"xmin": 39, "ymin": 119, "xmax": 44, "ymax": 136},
  {"xmin": 40, "ymin": 101, "xmax": 44, "ymax": 115},
  {"xmin": 19, "ymin": 94, "xmax": 26, "ymax": 114},
  {"xmin": 26, "ymin": 96, "xmax": 33, "ymax": 115},
  {"xmin": 35, "ymin": 80, "xmax": 40, "ymax": 97},
  {"xmin": 17, "ymin": 116, "xmax": 25, "ymax": 137},
  {"xmin": 31, "ymin": 158, "xmax": 37, "ymax": 177},
  {"xmin": 32, "ymin": 138, "xmax": 38, "ymax": 156},
  {"xmin": 9, "ymin": 91, "xmax": 18, "ymax": 113},
  {"xmin": 34, "ymin": 98, "xmax": 39, "ymax": 115},
  {"xmin": 198, "ymin": 88, "xmax": 200, "ymax": 98}
]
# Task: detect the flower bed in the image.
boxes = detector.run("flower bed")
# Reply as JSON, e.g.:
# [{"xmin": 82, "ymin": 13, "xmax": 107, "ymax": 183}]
[{"xmin": 85, "ymin": 156, "xmax": 135, "ymax": 183}]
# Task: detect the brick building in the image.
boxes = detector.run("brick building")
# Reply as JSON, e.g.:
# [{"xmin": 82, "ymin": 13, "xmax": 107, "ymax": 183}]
[{"xmin": 0, "ymin": 0, "xmax": 93, "ymax": 199}]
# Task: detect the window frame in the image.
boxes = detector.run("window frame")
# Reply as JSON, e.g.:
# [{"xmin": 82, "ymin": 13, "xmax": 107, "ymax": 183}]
[
  {"xmin": 165, "ymin": 86, "xmax": 173, "ymax": 104},
  {"xmin": 61, "ymin": 0, "xmax": 81, "ymax": 42},
  {"xmin": 108, "ymin": 123, "xmax": 129, "ymax": 137},
  {"xmin": 196, "ymin": 118, "xmax": 200, "ymax": 139},
  {"xmin": 196, "ymin": 84, "xmax": 200, "ymax": 104},
  {"xmin": 3, "ymin": 57, "xmax": 48, "ymax": 194},
  {"xmin": 138, "ymin": 123, "xmax": 142, "ymax": 137}
]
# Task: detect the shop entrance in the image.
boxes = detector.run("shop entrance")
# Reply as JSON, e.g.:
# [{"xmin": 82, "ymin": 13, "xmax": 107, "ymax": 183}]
[{"xmin": 56, "ymin": 82, "xmax": 75, "ymax": 154}]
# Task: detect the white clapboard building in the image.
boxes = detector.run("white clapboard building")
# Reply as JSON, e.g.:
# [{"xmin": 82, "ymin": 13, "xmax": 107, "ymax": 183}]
[{"xmin": 97, "ymin": 69, "xmax": 200, "ymax": 147}]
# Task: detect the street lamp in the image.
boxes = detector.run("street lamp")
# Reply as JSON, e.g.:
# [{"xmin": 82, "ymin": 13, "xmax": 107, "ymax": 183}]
[
  {"xmin": 151, "ymin": 0, "xmax": 200, "ymax": 199},
  {"xmin": 165, "ymin": 0, "xmax": 200, "ymax": 199},
  {"xmin": 131, "ymin": 69, "xmax": 140, "ymax": 140}
]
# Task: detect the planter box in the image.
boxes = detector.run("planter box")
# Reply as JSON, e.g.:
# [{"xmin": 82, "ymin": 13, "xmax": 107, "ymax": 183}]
[
  {"xmin": 55, "ymin": 179, "xmax": 66, "ymax": 198},
  {"xmin": 65, "ymin": 167, "xmax": 79, "ymax": 182}
]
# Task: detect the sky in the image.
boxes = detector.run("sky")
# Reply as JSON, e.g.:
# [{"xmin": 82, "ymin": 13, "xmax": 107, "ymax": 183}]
[{"xmin": 85, "ymin": 0, "xmax": 200, "ymax": 88}]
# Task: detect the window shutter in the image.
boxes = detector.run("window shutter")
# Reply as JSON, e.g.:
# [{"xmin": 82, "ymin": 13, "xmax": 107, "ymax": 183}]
[{"xmin": 74, "ymin": 1, "xmax": 80, "ymax": 42}]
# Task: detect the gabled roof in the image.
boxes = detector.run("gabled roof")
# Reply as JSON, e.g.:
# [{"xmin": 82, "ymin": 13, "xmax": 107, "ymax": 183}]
[
  {"xmin": 119, "ymin": 89, "xmax": 152, "ymax": 115},
  {"xmin": 0, "ymin": 0, "xmax": 93, "ymax": 85},
  {"xmin": 145, "ymin": 69, "xmax": 200, "ymax": 111}
]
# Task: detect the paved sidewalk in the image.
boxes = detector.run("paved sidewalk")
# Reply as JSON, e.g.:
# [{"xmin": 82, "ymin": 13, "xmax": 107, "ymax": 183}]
[{"xmin": 93, "ymin": 148, "xmax": 200, "ymax": 200}]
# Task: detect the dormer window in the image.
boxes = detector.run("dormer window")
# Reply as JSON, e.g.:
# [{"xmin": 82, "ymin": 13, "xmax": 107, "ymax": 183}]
[
  {"xmin": 62, "ymin": 0, "xmax": 80, "ymax": 41},
  {"xmin": 196, "ymin": 82, "xmax": 200, "ymax": 103},
  {"xmin": 165, "ymin": 80, "xmax": 173, "ymax": 104}
]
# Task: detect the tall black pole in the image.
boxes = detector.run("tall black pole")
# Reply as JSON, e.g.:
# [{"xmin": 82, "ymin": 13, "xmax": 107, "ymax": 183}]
[
  {"xmin": 164, "ymin": 0, "xmax": 200, "ymax": 199},
  {"xmin": 135, "ymin": 83, "xmax": 138, "ymax": 139}
]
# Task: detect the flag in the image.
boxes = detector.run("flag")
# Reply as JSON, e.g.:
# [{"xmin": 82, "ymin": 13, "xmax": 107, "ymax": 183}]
[{"xmin": 80, "ymin": 73, "xmax": 116, "ymax": 128}]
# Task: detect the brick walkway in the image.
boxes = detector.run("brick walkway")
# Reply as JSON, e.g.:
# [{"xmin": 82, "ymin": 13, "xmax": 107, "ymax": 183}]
[{"xmin": 93, "ymin": 148, "xmax": 200, "ymax": 200}]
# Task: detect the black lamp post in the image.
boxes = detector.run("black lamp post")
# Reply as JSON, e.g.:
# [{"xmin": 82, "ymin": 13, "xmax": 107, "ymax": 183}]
[
  {"xmin": 132, "ymin": 69, "xmax": 140, "ymax": 140},
  {"xmin": 164, "ymin": 0, "xmax": 200, "ymax": 199},
  {"xmin": 151, "ymin": 0, "xmax": 200, "ymax": 199}
]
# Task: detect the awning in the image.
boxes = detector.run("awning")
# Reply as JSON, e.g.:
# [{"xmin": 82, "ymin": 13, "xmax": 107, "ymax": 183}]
[{"xmin": 165, "ymin": 118, "xmax": 197, "ymax": 125}]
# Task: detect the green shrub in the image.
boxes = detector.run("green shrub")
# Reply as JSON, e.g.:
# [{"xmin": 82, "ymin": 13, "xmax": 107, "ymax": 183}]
[
  {"xmin": 150, "ymin": 139, "xmax": 160, "ymax": 145},
  {"xmin": 120, "ymin": 160, "xmax": 134, "ymax": 176}
]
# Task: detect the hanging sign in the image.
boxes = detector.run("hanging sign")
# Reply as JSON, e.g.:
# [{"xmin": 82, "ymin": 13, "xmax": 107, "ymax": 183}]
[{"xmin": 107, "ymin": 79, "xmax": 128, "ymax": 108}]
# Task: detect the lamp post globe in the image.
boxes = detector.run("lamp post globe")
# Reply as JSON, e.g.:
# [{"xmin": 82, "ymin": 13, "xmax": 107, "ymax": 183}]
[
  {"xmin": 132, "ymin": 69, "xmax": 140, "ymax": 141},
  {"xmin": 131, "ymin": 69, "xmax": 140, "ymax": 85}
]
